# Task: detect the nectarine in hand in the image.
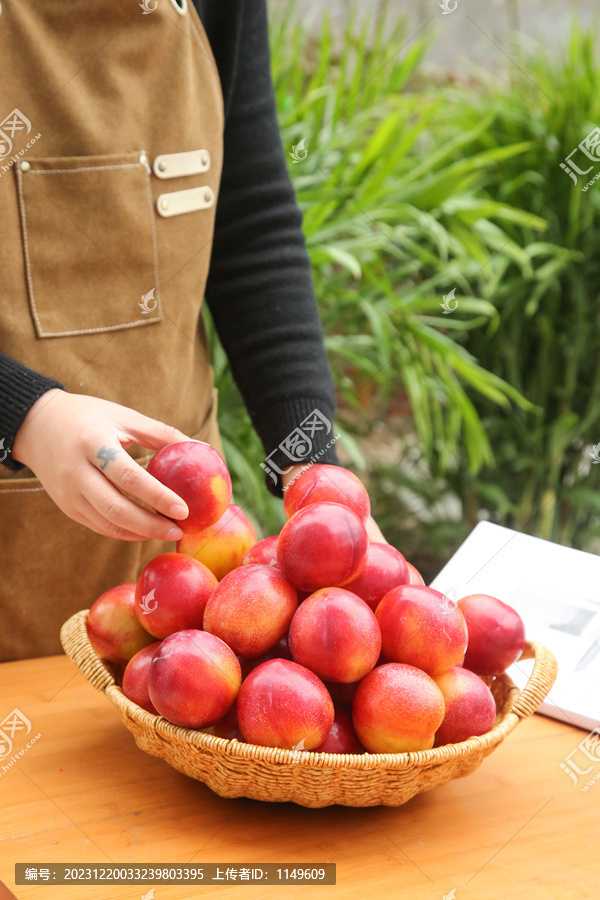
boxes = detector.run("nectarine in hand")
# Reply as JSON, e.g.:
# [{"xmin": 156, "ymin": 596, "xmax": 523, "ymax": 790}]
[{"xmin": 147, "ymin": 441, "xmax": 231, "ymax": 534}]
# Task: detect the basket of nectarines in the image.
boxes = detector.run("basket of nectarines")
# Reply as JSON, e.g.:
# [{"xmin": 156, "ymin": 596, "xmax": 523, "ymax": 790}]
[{"xmin": 60, "ymin": 445, "xmax": 558, "ymax": 807}]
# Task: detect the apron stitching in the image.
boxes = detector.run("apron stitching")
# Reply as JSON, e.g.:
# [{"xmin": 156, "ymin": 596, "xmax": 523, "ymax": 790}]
[
  {"xmin": 16, "ymin": 166, "xmax": 44, "ymax": 337},
  {"xmin": 28, "ymin": 163, "xmax": 143, "ymax": 175},
  {"xmin": 29, "ymin": 317, "xmax": 162, "ymax": 339},
  {"xmin": 144, "ymin": 166, "xmax": 162, "ymax": 314},
  {"xmin": 17, "ymin": 158, "xmax": 162, "ymax": 337}
]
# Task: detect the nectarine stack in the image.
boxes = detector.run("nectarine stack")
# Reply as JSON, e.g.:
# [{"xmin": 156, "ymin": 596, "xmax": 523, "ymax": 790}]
[{"xmin": 87, "ymin": 454, "xmax": 525, "ymax": 758}]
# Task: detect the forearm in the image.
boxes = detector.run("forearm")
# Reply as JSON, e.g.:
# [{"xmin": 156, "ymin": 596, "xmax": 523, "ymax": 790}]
[
  {"xmin": 0, "ymin": 352, "xmax": 64, "ymax": 469},
  {"xmin": 203, "ymin": 0, "xmax": 339, "ymax": 492}
]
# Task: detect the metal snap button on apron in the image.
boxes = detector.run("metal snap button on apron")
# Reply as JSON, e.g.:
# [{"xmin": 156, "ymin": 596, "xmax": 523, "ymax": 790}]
[
  {"xmin": 152, "ymin": 148, "xmax": 210, "ymax": 179},
  {"xmin": 156, "ymin": 185, "xmax": 214, "ymax": 217},
  {"xmin": 168, "ymin": 0, "xmax": 188, "ymax": 15}
]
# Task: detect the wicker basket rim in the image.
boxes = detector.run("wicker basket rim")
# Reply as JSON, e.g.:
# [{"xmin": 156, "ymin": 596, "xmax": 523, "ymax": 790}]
[{"xmin": 60, "ymin": 610, "xmax": 558, "ymax": 771}]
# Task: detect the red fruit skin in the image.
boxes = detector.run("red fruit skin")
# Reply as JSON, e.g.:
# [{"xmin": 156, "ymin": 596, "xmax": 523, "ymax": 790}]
[
  {"xmin": 237, "ymin": 635, "xmax": 292, "ymax": 680},
  {"xmin": 210, "ymin": 704, "xmax": 245, "ymax": 742},
  {"xmin": 323, "ymin": 680, "xmax": 359, "ymax": 709},
  {"xmin": 345, "ymin": 543, "xmax": 409, "ymax": 611},
  {"xmin": 240, "ymin": 535, "xmax": 279, "ymax": 568},
  {"xmin": 277, "ymin": 502, "xmax": 369, "ymax": 592},
  {"xmin": 353, "ymin": 663, "xmax": 445, "ymax": 753},
  {"xmin": 177, "ymin": 503, "xmax": 257, "ymax": 580},
  {"xmin": 284, "ymin": 464, "xmax": 370, "ymax": 523},
  {"xmin": 146, "ymin": 440, "xmax": 232, "ymax": 534},
  {"xmin": 135, "ymin": 552, "xmax": 217, "ymax": 639},
  {"xmin": 433, "ymin": 666, "xmax": 497, "ymax": 746},
  {"xmin": 314, "ymin": 708, "xmax": 365, "ymax": 754},
  {"xmin": 289, "ymin": 588, "xmax": 381, "ymax": 683},
  {"xmin": 405, "ymin": 562, "xmax": 425, "ymax": 586},
  {"xmin": 87, "ymin": 583, "xmax": 155, "ymax": 665},
  {"xmin": 203, "ymin": 565, "xmax": 297, "ymax": 657},
  {"xmin": 122, "ymin": 641, "xmax": 162, "ymax": 714},
  {"xmin": 148, "ymin": 630, "xmax": 241, "ymax": 729},
  {"xmin": 458, "ymin": 594, "xmax": 526, "ymax": 675},
  {"xmin": 236, "ymin": 659, "xmax": 334, "ymax": 750},
  {"xmin": 376, "ymin": 584, "xmax": 468, "ymax": 676}
]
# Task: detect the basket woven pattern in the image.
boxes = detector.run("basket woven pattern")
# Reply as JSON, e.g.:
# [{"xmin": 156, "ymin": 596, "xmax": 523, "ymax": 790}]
[{"xmin": 60, "ymin": 610, "xmax": 557, "ymax": 807}]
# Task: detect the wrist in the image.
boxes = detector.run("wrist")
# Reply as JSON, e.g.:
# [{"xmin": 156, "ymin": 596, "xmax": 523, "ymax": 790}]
[{"xmin": 12, "ymin": 387, "xmax": 64, "ymax": 466}]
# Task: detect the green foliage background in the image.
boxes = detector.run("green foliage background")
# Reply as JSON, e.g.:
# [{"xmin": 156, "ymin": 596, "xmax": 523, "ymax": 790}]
[{"xmin": 208, "ymin": 7, "xmax": 600, "ymax": 573}]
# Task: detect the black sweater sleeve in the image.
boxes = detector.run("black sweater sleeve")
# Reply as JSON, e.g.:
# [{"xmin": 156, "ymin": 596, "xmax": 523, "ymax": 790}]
[
  {"xmin": 0, "ymin": 0, "xmax": 339, "ymax": 488},
  {"xmin": 196, "ymin": 0, "xmax": 339, "ymax": 490}
]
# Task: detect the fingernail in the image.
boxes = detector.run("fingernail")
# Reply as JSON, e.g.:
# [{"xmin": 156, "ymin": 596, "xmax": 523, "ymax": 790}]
[
  {"xmin": 167, "ymin": 526, "xmax": 184, "ymax": 541},
  {"xmin": 169, "ymin": 503, "xmax": 188, "ymax": 519}
]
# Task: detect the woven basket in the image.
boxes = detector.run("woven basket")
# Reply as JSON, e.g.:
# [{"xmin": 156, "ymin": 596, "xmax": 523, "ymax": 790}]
[{"xmin": 61, "ymin": 610, "xmax": 557, "ymax": 808}]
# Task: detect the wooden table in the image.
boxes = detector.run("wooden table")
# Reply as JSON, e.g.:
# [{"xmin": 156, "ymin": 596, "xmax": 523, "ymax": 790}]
[{"xmin": 0, "ymin": 655, "xmax": 597, "ymax": 900}]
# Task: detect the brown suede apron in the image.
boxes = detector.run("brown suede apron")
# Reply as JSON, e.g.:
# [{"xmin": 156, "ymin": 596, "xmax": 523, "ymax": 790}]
[{"xmin": 0, "ymin": 0, "xmax": 224, "ymax": 660}]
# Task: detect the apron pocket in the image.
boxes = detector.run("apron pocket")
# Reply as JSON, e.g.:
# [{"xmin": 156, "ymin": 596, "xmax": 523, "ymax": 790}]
[{"xmin": 16, "ymin": 151, "xmax": 161, "ymax": 338}]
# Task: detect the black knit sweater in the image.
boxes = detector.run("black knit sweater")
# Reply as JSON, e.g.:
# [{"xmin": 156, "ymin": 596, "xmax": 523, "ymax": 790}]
[{"xmin": 0, "ymin": 0, "xmax": 339, "ymax": 492}]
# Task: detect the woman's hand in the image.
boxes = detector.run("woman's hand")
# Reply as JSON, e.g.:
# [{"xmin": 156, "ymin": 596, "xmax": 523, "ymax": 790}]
[
  {"xmin": 281, "ymin": 464, "xmax": 386, "ymax": 542},
  {"xmin": 12, "ymin": 388, "xmax": 191, "ymax": 542}
]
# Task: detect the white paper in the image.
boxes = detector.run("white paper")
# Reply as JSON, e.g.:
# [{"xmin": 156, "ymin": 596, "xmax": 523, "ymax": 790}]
[{"xmin": 430, "ymin": 521, "xmax": 600, "ymax": 731}]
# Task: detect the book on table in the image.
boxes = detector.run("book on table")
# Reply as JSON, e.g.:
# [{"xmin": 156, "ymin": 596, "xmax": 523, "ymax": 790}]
[{"xmin": 430, "ymin": 521, "xmax": 600, "ymax": 732}]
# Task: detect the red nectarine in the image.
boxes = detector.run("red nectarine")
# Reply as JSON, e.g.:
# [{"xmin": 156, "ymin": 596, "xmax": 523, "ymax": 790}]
[
  {"xmin": 135, "ymin": 552, "xmax": 217, "ymax": 639},
  {"xmin": 203, "ymin": 564, "xmax": 297, "ymax": 658},
  {"xmin": 284, "ymin": 464, "xmax": 370, "ymax": 523},
  {"xmin": 289, "ymin": 587, "xmax": 381, "ymax": 683},
  {"xmin": 148, "ymin": 630, "xmax": 241, "ymax": 729},
  {"xmin": 236, "ymin": 659, "xmax": 334, "ymax": 750},
  {"xmin": 147, "ymin": 441, "xmax": 231, "ymax": 534},
  {"xmin": 177, "ymin": 503, "xmax": 256, "ymax": 580},
  {"xmin": 87, "ymin": 584, "xmax": 155, "ymax": 666},
  {"xmin": 277, "ymin": 502, "xmax": 368, "ymax": 592},
  {"xmin": 376, "ymin": 584, "xmax": 468, "ymax": 675},
  {"xmin": 353, "ymin": 663, "xmax": 445, "ymax": 753}
]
